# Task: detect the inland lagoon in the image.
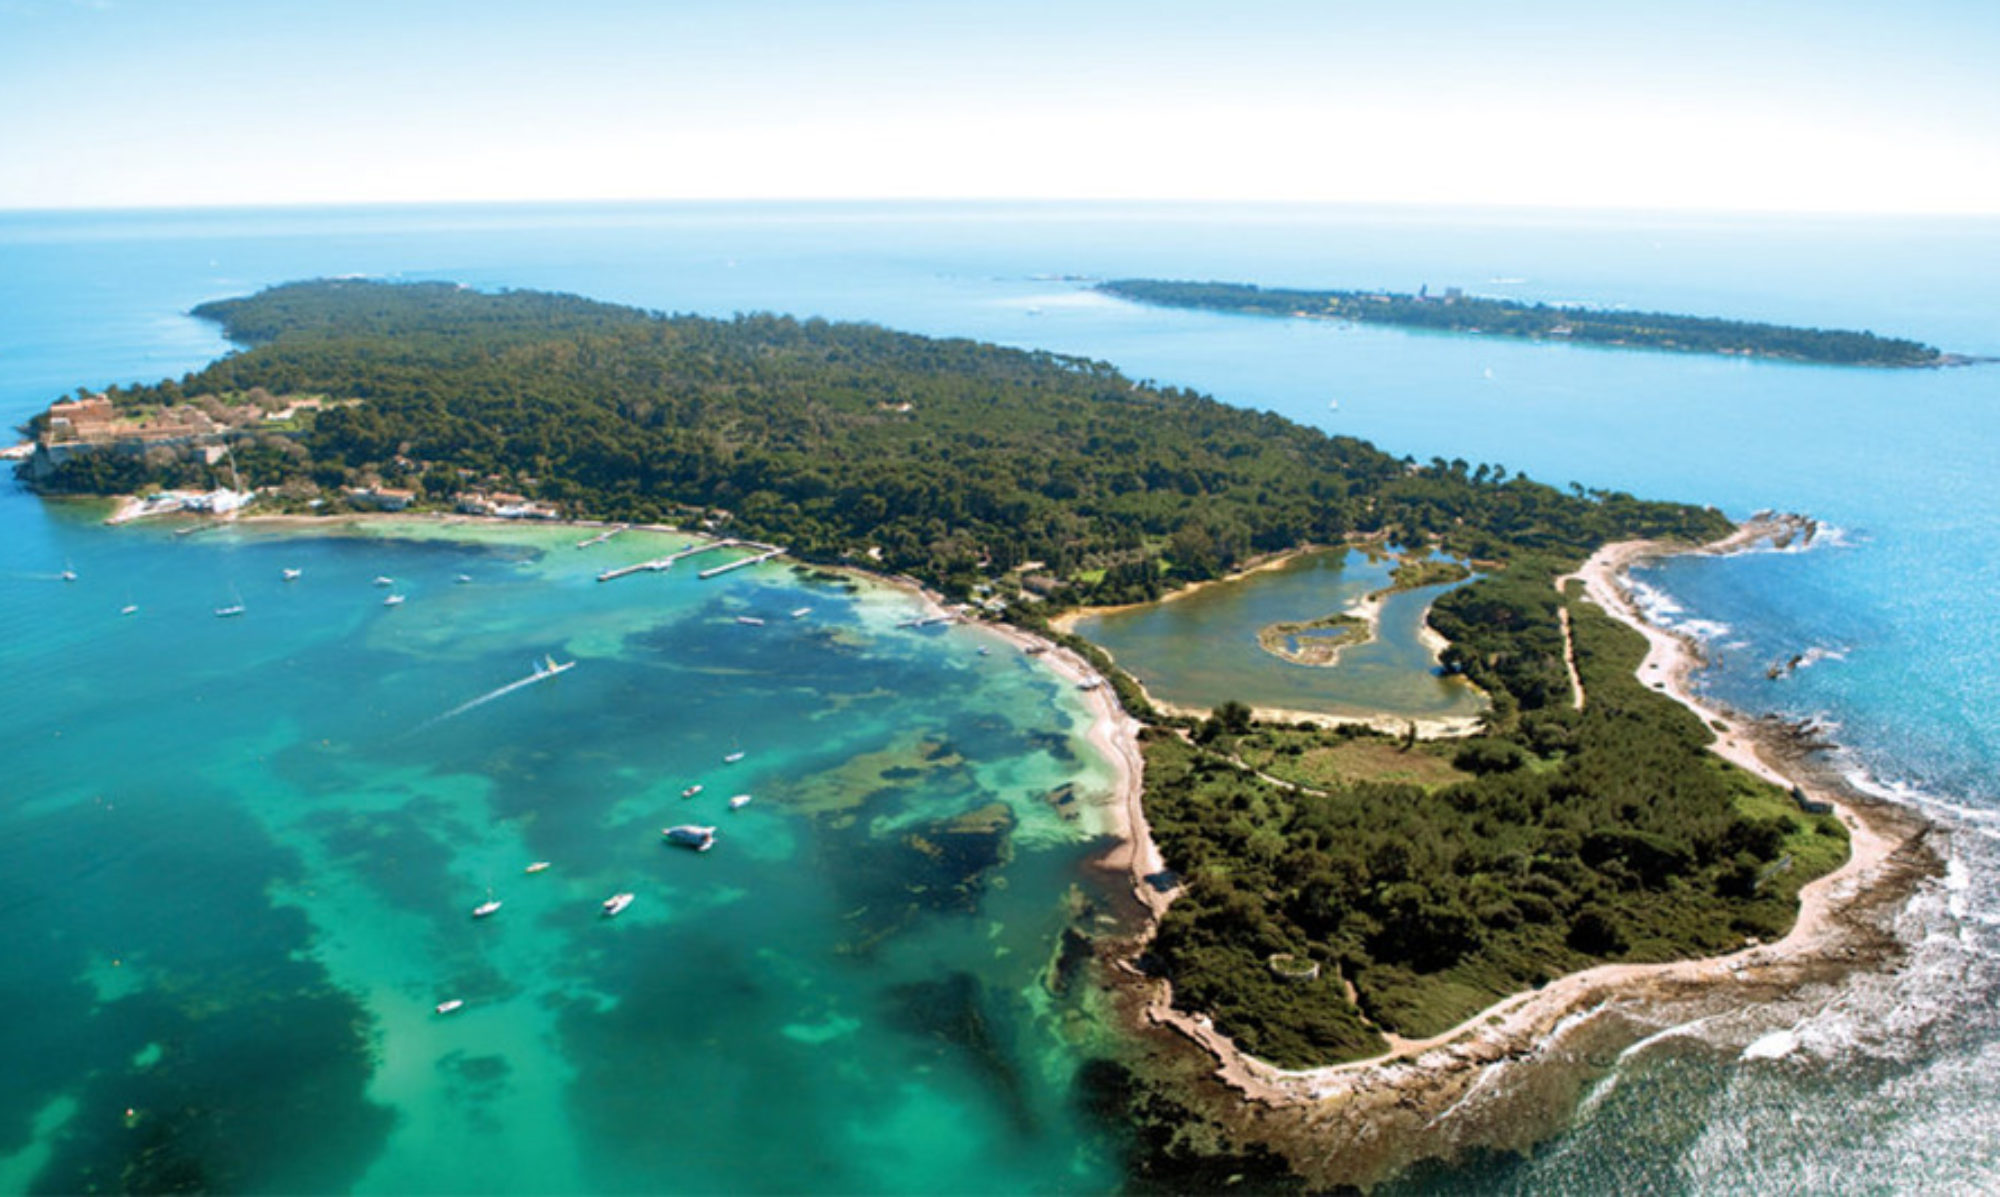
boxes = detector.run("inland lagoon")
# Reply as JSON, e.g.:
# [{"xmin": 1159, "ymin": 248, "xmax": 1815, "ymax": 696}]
[
  {"xmin": 1064, "ymin": 547, "xmax": 1486, "ymax": 729},
  {"xmin": 4, "ymin": 202, "xmax": 2000, "ymax": 1191}
]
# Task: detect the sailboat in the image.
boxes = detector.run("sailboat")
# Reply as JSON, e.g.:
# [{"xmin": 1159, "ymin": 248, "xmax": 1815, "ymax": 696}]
[{"xmin": 471, "ymin": 890, "xmax": 501, "ymax": 919}]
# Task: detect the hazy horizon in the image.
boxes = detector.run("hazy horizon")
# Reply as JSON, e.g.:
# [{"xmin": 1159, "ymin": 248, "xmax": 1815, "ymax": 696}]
[{"xmin": 4, "ymin": 0, "xmax": 1995, "ymax": 217}]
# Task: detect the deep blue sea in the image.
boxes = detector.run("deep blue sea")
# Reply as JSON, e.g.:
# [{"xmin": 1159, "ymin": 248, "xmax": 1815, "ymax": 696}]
[{"xmin": 3, "ymin": 201, "xmax": 1998, "ymax": 1193}]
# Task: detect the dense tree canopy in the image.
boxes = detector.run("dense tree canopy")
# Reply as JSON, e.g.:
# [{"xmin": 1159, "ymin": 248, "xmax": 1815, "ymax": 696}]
[
  {"xmin": 31, "ymin": 280, "xmax": 1731, "ymax": 602},
  {"xmin": 24, "ymin": 279, "xmax": 1835, "ymax": 1071}
]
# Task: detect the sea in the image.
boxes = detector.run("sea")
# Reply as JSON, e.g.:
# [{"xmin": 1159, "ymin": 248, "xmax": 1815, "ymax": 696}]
[{"xmin": 1, "ymin": 201, "xmax": 1997, "ymax": 1193}]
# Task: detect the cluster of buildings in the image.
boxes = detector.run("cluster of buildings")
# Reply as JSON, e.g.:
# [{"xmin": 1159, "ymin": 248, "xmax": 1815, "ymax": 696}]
[
  {"xmin": 27, "ymin": 393, "xmax": 566, "ymax": 522},
  {"xmin": 454, "ymin": 490, "xmax": 560, "ymax": 520},
  {"xmin": 25, "ymin": 394, "xmax": 231, "ymax": 481}
]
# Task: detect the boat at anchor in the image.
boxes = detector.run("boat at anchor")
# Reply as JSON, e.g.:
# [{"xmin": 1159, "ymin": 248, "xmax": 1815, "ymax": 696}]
[{"xmin": 664, "ymin": 824, "xmax": 717, "ymax": 851}]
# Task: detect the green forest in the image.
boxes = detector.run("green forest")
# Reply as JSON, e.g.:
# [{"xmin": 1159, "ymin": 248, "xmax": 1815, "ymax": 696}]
[
  {"xmin": 21, "ymin": 280, "xmax": 1838, "ymax": 1068},
  {"xmin": 25, "ymin": 279, "xmax": 1730, "ymax": 601},
  {"xmin": 1142, "ymin": 571, "xmax": 1846, "ymax": 1067},
  {"xmin": 1101, "ymin": 278, "xmax": 1944, "ymax": 367}
]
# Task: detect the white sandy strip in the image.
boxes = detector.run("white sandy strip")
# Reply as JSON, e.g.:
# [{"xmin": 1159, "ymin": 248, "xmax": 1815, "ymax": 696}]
[{"xmin": 1135, "ymin": 535, "xmax": 1911, "ymax": 1107}]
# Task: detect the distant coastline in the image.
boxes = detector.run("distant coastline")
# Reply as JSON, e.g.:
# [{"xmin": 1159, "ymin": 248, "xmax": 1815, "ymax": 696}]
[{"xmin": 1099, "ymin": 278, "xmax": 1964, "ymax": 367}]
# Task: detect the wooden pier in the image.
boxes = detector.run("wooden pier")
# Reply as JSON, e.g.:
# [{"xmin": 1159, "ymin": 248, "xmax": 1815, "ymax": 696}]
[
  {"xmin": 576, "ymin": 523, "xmax": 629, "ymax": 548},
  {"xmin": 698, "ymin": 546, "xmax": 785, "ymax": 580},
  {"xmin": 595, "ymin": 538, "xmax": 744, "ymax": 582}
]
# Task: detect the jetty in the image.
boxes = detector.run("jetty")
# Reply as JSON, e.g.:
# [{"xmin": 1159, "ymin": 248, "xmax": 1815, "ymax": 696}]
[
  {"xmin": 597, "ymin": 539, "xmax": 737, "ymax": 582},
  {"xmin": 576, "ymin": 523, "xmax": 629, "ymax": 548},
  {"xmin": 698, "ymin": 544, "xmax": 785, "ymax": 580}
]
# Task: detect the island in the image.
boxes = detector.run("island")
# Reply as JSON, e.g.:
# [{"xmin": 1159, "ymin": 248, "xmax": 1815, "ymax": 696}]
[
  {"xmin": 1245, "ymin": 553, "xmax": 1471, "ymax": 668},
  {"xmin": 16, "ymin": 280, "xmax": 1931, "ymax": 1188},
  {"xmin": 1098, "ymin": 277, "xmax": 1953, "ymax": 367}
]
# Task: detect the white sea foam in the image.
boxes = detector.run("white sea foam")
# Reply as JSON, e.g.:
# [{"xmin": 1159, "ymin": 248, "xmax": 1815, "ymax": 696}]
[
  {"xmin": 1622, "ymin": 576, "xmax": 1737, "ymax": 644},
  {"xmin": 1679, "ymin": 618, "xmax": 1734, "ymax": 641},
  {"xmin": 1740, "ymin": 1028, "xmax": 1801, "ymax": 1061},
  {"xmin": 1616, "ymin": 1012, "xmax": 1729, "ymax": 1064},
  {"xmin": 1732, "ymin": 520, "xmax": 1858, "ymax": 556}
]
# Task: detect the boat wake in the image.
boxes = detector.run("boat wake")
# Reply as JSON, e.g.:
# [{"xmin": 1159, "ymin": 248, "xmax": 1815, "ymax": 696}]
[{"xmin": 422, "ymin": 656, "xmax": 576, "ymax": 727}]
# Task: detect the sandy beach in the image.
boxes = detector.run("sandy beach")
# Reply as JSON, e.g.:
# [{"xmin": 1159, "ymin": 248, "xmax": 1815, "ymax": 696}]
[
  {"xmin": 1094, "ymin": 518, "xmax": 1940, "ymax": 1188},
  {"xmin": 122, "ymin": 502, "xmax": 1940, "ymax": 1184}
]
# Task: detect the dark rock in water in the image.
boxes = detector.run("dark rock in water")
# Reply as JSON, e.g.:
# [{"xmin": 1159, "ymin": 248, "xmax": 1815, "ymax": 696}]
[
  {"xmin": 437, "ymin": 1050, "xmax": 513, "ymax": 1099},
  {"xmin": 886, "ymin": 971, "xmax": 1036, "ymax": 1135},
  {"xmin": 1073, "ymin": 1057, "xmax": 1305, "ymax": 1195},
  {"xmin": 1047, "ymin": 925, "xmax": 1095, "ymax": 997},
  {"xmin": 825, "ymin": 800, "xmax": 1018, "ymax": 953},
  {"xmin": 895, "ymin": 803, "xmax": 1015, "ymax": 909}
]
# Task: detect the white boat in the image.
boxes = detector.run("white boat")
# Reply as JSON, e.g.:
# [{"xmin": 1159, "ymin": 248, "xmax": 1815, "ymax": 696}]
[
  {"xmin": 602, "ymin": 892, "xmax": 635, "ymax": 917},
  {"xmin": 472, "ymin": 899, "xmax": 501, "ymax": 918},
  {"xmin": 373, "ymin": 575, "xmax": 394, "ymax": 587},
  {"xmin": 214, "ymin": 603, "xmax": 246, "ymax": 618},
  {"xmin": 663, "ymin": 824, "xmax": 717, "ymax": 851},
  {"xmin": 736, "ymin": 616, "xmax": 766, "ymax": 627},
  {"xmin": 681, "ymin": 784, "xmax": 703, "ymax": 799},
  {"xmin": 282, "ymin": 568, "xmax": 302, "ymax": 581},
  {"xmin": 435, "ymin": 999, "xmax": 465, "ymax": 1015},
  {"xmin": 383, "ymin": 594, "xmax": 405, "ymax": 607},
  {"xmin": 723, "ymin": 750, "xmax": 746, "ymax": 764},
  {"xmin": 535, "ymin": 655, "xmax": 575, "ymax": 677},
  {"xmin": 790, "ymin": 606, "xmax": 812, "ymax": 619},
  {"xmin": 524, "ymin": 861, "xmax": 552, "ymax": 874},
  {"xmin": 455, "ymin": 574, "xmax": 473, "ymax": 584},
  {"xmin": 728, "ymin": 794, "xmax": 753, "ymax": 810},
  {"xmin": 60, "ymin": 569, "xmax": 77, "ymax": 583},
  {"xmin": 120, "ymin": 604, "xmax": 139, "ymax": 616}
]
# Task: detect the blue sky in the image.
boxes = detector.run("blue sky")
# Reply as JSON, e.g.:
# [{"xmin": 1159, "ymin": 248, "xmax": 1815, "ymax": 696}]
[{"xmin": 3, "ymin": 0, "xmax": 1996, "ymax": 213}]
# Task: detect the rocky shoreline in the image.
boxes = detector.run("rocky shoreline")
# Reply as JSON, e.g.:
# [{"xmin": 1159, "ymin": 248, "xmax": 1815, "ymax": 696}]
[{"xmin": 1086, "ymin": 516, "xmax": 1945, "ymax": 1190}]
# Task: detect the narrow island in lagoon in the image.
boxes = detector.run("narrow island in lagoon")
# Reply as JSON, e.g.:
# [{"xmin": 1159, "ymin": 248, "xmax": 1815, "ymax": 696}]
[{"xmin": 14, "ymin": 280, "xmax": 1940, "ymax": 1189}]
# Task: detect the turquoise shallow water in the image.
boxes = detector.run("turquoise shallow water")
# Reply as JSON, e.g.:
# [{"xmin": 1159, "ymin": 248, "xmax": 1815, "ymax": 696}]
[
  {"xmin": 4, "ymin": 202, "xmax": 2000, "ymax": 1192},
  {"xmin": 0, "ymin": 511, "xmax": 1123, "ymax": 1193}
]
